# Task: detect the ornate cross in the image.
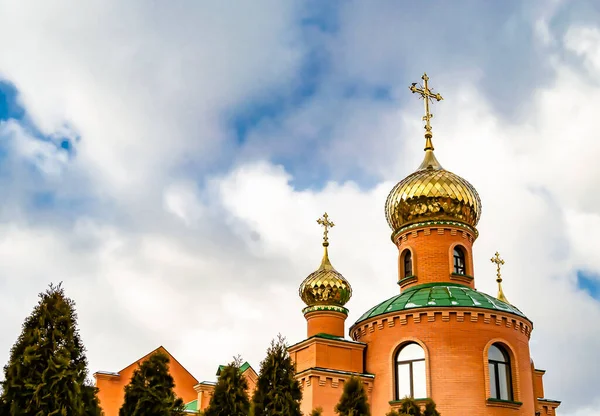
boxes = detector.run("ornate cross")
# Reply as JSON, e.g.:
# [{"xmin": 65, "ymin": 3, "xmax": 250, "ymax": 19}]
[
  {"xmin": 490, "ymin": 251, "xmax": 509, "ymax": 303},
  {"xmin": 490, "ymin": 251, "xmax": 505, "ymax": 282},
  {"xmin": 317, "ymin": 212, "xmax": 335, "ymax": 246},
  {"xmin": 409, "ymin": 73, "xmax": 443, "ymax": 149}
]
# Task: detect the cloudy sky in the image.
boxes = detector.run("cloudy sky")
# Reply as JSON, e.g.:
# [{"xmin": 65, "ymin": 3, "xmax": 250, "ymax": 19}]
[{"xmin": 0, "ymin": 1, "xmax": 599, "ymax": 414}]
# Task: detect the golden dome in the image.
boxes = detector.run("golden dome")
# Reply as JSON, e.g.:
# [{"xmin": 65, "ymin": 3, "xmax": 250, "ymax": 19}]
[
  {"xmin": 299, "ymin": 213, "xmax": 352, "ymax": 309},
  {"xmin": 385, "ymin": 148, "xmax": 482, "ymax": 234},
  {"xmin": 299, "ymin": 245, "xmax": 352, "ymax": 308}
]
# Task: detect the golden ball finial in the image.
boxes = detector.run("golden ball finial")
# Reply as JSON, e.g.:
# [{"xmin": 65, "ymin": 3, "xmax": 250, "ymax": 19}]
[{"xmin": 299, "ymin": 213, "xmax": 352, "ymax": 310}]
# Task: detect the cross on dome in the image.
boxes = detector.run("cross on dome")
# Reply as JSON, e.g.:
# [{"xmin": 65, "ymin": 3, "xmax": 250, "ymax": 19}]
[
  {"xmin": 317, "ymin": 212, "xmax": 335, "ymax": 247},
  {"xmin": 490, "ymin": 251, "xmax": 509, "ymax": 304},
  {"xmin": 409, "ymin": 73, "xmax": 444, "ymax": 151}
]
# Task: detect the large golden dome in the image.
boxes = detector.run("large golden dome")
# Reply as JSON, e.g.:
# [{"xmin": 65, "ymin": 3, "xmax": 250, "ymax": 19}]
[
  {"xmin": 299, "ymin": 213, "xmax": 352, "ymax": 310},
  {"xmin": 385, "ymin": 148, "xmax": 482, "ymax": 235}
]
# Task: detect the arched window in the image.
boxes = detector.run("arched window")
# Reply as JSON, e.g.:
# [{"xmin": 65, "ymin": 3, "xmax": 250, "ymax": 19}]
[
  {"xmin": 396, "ymin": 343, "xmax": 426, "ymax": 400},
  {"xmin": 453, "ymin": 246, "xmax": 466, "ymax": 275},
  {"xmin": 402, "ymin": 250, "xmax": 413, "ymax": 277},
  {"xmin": 488, "ymin": 344, "xmax": 513, "ymax": 401}
]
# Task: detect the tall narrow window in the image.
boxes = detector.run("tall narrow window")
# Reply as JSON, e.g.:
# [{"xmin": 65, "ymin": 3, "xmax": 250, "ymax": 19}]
[
  {"xmin": 396, "ymin": 343, "xmax": 426, "ymax": 400},
  {"xmin": 453, "ymin": 246, "xmax": 466, "ymax": 275},
  {"xmin": 488, "ymin": 344, "xmax": 513, "ymax": 401},
  {"xmin": 403, "ymin": 250, "xmax": 413, "ymax": 277}
]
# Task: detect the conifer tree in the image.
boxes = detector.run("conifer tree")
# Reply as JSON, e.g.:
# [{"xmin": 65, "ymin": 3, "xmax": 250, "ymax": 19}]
[
  {"xmin": 386, "ymin": 398, "xmax": 441, "ymax": 416},
  {"xmin": 251, "ymin": 334, "xmax": 302, "ymax": 416},
  {"xmin": 310, "ymin": 407, "xmax": 324, "ymax": 416},
  {"xmin": 119, "ymin": 351, "xmax": 185, "ymax": 416},
  {"xmin": 396, "ymin": 397, "xmax": 422, "ymax": 416},
  {"xmin": 334, "ymin": 376, "xmax": 371, "ymax": 416},
  {"xmin": 422, "ymin": 399, "xmax": 440, "ymax": 416},
  {"xmin": 204, "ymin": 356, "xmax": 250, "ymax": 416},
  {"xmin": 0, "ymin": 283, "xmax": 102, "ymax": 416}
]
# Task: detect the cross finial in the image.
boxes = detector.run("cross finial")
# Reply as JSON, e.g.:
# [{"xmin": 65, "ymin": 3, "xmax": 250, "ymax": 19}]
[
  {"xmin": 317, "ymin": 212, "xmax": 335, "ymax": 247},
  {"xmin": 409, "ymin": 73, "xmax": 444, "ymax": 151},
  {"xmin": 490, "ymin": 251, "xmax": 509, "ymax": 303}
]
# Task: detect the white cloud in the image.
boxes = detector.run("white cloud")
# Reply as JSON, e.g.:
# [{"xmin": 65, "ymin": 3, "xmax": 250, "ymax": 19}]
[{"xmin": 0, "ymin": 2, "xmax": 599, "ymax": 415}]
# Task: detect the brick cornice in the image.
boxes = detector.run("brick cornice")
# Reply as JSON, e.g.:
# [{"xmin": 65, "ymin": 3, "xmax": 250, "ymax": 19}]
[
  {"xmin": 296, "ymin": 367, "xmax": 374, "ymax": 392},
  {"xmin": 288, "ymin": 335, "xmax": 366, "ymax": 355},
  {"xmin": 393, "ymin": 221, "xmax": 478, "ymax": 244},
  {"xmin": 349, "ymin": 307, "xmax": 533, "ymax": 341}
]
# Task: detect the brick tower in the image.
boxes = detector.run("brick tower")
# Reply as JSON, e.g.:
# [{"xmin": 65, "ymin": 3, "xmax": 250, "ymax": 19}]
[
  {"xmin": 347, "ymin": 73, "xmax": 561, "ymax": 415},
  {"xmin": 289, "ymin": 212, "xmax": 373, "ymax": 416}
]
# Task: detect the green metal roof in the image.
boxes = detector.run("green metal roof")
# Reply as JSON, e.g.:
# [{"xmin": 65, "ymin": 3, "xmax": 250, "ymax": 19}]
[
  {"xmin": 216, "ymin": 361, "xmax": 252, "ymax": 376},
  {"xmin": 184, "ymin": 399, "xmax": 198, "ymax": 412},
  {"xmin": 355, "ymin": 283, "xmax": 527, "ymax": 324}
]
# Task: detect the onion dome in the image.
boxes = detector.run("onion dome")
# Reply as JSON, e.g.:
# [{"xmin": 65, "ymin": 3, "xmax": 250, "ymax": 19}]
[
  {"xmin": 299, "ymin": 213, "xmax": 352, "ymax": 310},
  {"xmin": 385, "ymin": 147, "xmax": 482, "ymax": 234},
  {"xmin": 385, "ymin": 73, "xmax": 482, "ymax": 237}
]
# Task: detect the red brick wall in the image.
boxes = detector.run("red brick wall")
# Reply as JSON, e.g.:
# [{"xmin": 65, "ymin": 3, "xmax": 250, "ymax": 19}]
[
  {"xmin": 350, "ymin": 309, "xmax": 535, "ymax": 416},
  {"xmin": 96, "ymin": 348, "xmax": 197, "ymax": 416},
  {"xmin": 396, "ymin": 226, "xmax": 476, "ymax": 290}
]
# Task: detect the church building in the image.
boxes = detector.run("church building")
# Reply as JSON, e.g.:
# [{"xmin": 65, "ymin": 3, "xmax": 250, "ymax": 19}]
[{"xmin": 95, "ymin": 74, "xmax": 561, "ymax": 416}]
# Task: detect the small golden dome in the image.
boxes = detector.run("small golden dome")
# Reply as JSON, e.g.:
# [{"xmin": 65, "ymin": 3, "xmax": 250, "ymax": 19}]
[
  {"xmin": 299, "ymin": 245, "xmax": 352, "ymax": 308},
  {"xmin": 385, "ymin": 148, "xmax": 482, "ymax": 234},
  {"xmin": 299, "ymin": 213, "xmax": 352, "ymax": 309}
]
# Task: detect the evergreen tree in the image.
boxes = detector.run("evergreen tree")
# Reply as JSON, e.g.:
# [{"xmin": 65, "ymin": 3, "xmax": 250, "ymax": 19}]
[
  {"xmin": 396, "ymin": 397, "xmax": 421, "ymax": 416},
  {"xmin": 422, "ymin": 399, "xmax": 440, "ymax": 416},
  {"xmin": 119, "ymin": 351, "xmax": 185, "ymax": 416},
  {"xmin": 310, "ymin": 407, "xmax": 323, "ymax": 416},
  {"xmin": 251, "ymin": 334, "xmax": 302, "ymax": 416},
  {"xmin": 0, "ymin": 283, "xmax": 101, "ymax": 416},
  {"xmin": 386, "ymin": 398, "xmax": 441, "ymax": 416},
  {"xmin": 334, "ymin": 376, "xmax": 371, "ymax": 416},
  {"xmin": 204, "ymin": 356, "xmax": 250, "ymax": 416}
]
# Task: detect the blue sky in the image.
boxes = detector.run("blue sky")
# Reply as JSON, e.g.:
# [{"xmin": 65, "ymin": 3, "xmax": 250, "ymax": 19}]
[{"xmin": 1, "ymin": 2, "xmax": 600, "ymax": 415}]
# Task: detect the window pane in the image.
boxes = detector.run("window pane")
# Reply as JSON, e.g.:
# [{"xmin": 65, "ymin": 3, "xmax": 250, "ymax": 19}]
[
  {"xmin": 413, "ymin": 360, "xmax": 427, "ymax": 398},
  {"xmin": 498, "ymin": 363, "xmax": 510, "ymax": 400},
  {"xmin": 489, "ymin": 363, "xmax": 498, "ymax": 399},
  {"xmin": 488, "ymin": 345, "xmax": 506, "ymax": 362},
  {"xmin": 398, "ymin": 343, "xmax": 425, "ymax": 361},
  {"xmin": 397, "ymin": 363, "xmax": 411, "ymax": 399}
]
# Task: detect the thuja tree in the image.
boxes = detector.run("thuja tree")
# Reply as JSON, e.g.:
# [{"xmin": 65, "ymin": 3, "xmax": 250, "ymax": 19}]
[
  {"xmin": 0, "ymin": 283, "xmax": 102, "ymax": 416},
  {"xmin": 334, "ymin": 376, "xmax": 371, "ymax": 416},
  {"xmin": 119, "ymin": 351, "xmax": 185, "ymax": 416},
  {"xmin": 386, "ymin": 398, "xmax": 441, "ymax": 416},
  {"xmin": 204, "ymin": 356, "xmax": 250, "ymax": 416},
  {"xmin": 251, "ymin": 334, "xmax": 302, "ymax": 416}
]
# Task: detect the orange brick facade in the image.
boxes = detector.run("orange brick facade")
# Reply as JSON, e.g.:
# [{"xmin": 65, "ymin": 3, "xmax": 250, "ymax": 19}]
[
  {"xmin": 95, "ymin": 169, "xmax": 560, "ymax": 416},
  {"xmin": 290, "ymin": 222, "xmax": 560, "ymax": 416},
  {"xmin": 94, "ymin": 347, "xmax": 198, "ymax": 416},
  {"xmin": 95, "ymin": 225, "xmax": 560, "ymax": 416}
]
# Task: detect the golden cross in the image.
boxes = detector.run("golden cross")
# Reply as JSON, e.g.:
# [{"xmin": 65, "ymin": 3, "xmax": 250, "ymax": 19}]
[
  {"xmin": 317, "ymin": 212, "xmax": 335, "ymax": 247},
  {"xmin": 490, "ymin": 251, "xmax": 509, "ymax": 303},
  {"xmin": 409, "ymin": 73, "xmax": 443, "ymax": 150},
  {"xmin": 490, "ymin": 251, "xmax": 505, "ymax": 282}
]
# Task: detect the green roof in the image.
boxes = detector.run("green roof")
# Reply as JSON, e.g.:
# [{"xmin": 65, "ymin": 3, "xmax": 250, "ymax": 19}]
[
  {"xmin": 355, "ymin": 283, "xmax": 527, "ymax": 324},
  {"xmin": 184, "ymin": 399, "xmax": 198, "ymax": 412},
  {"xmin": 216, "ymin": 361, "xmax": 252, "ymax": 376}
]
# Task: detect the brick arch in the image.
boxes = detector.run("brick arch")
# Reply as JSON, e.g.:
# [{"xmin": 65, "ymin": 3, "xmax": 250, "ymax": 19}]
[
  {"xmin": 482, "ymin": 338, "xmax": 522, "ymax": 402},
  {"xmin": 448, "ymin": 240, "xmax": 473, "ymax": 278},
  {"xmin": 387, "ymin": 337, "xmax": 432, "ymax": 401},
  {"xmin": 398, "ymin": 246, "xmax": 416, "ymax": 280}
]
